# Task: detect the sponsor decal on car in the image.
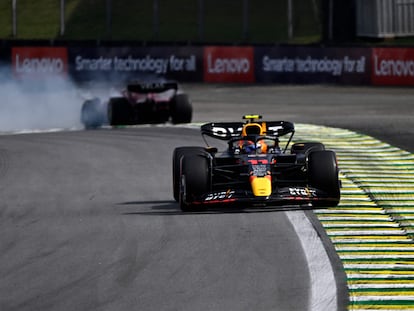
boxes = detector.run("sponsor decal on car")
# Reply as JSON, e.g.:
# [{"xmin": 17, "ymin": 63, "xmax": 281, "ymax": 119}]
[
  {"xmin": 12, "ymin": 47, "xmax": 68, "ymax": 79},
  {"xmin": 205, "ymin": 190, "xmax": 236, "ymax": 202},
  {"xmin": 203, "ymin": 46, "xmax": 254, "ymax": 83},
  {"xmin": 210, "ymin": 125, "xmax": 243, "ymax": 138},
  {"xmin": 372, "ymin": 48, "xmax": 414, "ymax": 85},
  {"xmin": 289, "ymin": 187, "xmax": 317, "ymax": 198}
]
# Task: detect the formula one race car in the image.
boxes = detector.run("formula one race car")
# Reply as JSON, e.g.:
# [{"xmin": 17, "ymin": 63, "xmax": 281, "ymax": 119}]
[
  {"xmin": 172, "ymin": 115, "xmax": 341, "ymax": 211},
  {"xmin": 81, "ymin": 80, "xmax": 192, "ymax": 128}
]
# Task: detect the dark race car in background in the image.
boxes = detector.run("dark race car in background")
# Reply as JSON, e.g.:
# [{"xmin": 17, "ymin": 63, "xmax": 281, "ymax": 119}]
[
  {"xmin": 173, "ymin": 115, "xmax": 341, "ymax": 212},
  {"xmin": 81, "ymin": 80, "xmax": 192, "ymax": 128}
]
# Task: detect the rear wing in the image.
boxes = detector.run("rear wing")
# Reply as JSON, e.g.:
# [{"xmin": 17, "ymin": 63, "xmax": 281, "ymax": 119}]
[
  {"xmin": 127, "ymin": 81, "xmax": 178, "ymax": 93},
  {"xmin": 201, "ymin": 121, "xmax": 295, "ymax": 141}
]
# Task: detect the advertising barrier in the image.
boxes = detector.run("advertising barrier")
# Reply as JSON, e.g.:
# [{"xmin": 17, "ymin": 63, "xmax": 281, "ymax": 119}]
[
  {"xmin": 203, "ymin": 46, "xmax": 254, "ymax": 83},
  {"xmin": 255, "ymin": 47, "xmax": 371, "ymax": 85},
  {"xmin": 0, "ymin": 46, "xmax": 10, "ymax": 63},
  {"xmin": 68, "ymin": 46, "xmax": 203, "ymax": 83},
  {"xmin": 0, "ymin": 46, "xmax": 11, "ymax": 79},
  {"xmin": 11, "ymin": 47, "xmax": 68, "ymax": 80},
  {"xmin": 1, "ymin": 44, "xmax": 414, "ymax": 86},
  {"xmin": 372, "ymin": 48, "xmax": 414, "ymax": 86}
]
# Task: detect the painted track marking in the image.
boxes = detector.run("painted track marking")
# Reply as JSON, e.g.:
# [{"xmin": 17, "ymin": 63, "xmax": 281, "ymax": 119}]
[{"xmin": 295, "ymin": 124, "xmax": 414, "ymax": 311}]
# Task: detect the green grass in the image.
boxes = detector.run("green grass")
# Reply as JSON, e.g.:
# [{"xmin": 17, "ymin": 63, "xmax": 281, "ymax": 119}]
[
  {"xmin": 0, "ymin": 1, "xmax": 12, "ymax": 38},
  {"xmin": 64, "ymin": 0, "xmax": 107, "ymax": 39},
  {"xmin": 249, "ymin": 1, "xmax": 289, "ymax": 43},
  {"xmin": 0, "ymin": 0, "xmax": 322, "ymax": 43},
  {"xmin": 12, "ymin": 0, "xmax": 60, "ymax": 38}
]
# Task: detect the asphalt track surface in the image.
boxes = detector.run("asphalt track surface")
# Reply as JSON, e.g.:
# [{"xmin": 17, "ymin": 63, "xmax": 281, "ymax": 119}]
[{"xmin": 0, "ymin": 84, "xmax": 413, "ymax": 311}]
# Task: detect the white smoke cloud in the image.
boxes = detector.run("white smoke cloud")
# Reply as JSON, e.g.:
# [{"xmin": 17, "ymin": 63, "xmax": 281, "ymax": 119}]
[{"xmin": 0, "ymin": 69, "xmax": 84, "ymax": 133}]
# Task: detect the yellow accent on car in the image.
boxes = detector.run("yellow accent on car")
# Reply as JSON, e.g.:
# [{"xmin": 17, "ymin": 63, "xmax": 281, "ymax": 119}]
[
  {"xmin": 250, "ymin": 176, "xmax": 272, "ymax": 197},
  {"xmin": 242, "ymin": 123, "xmax": 263, "ymax": 136},
  {"xmin": 243, "ymin": 114, "xmax": 262, "ymax": 121}
]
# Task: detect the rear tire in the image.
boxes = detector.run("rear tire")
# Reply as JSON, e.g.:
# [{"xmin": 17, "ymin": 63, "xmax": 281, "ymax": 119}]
[
  {"xmin": 171, "ymin": 94, "xmax": 192, "ymax": 124},
  {"xmin": 291, "ymin": 142, "xmax": 325, "ymax": 164},
  {"xmin": 179, "ymin": 153, "xmax": 211, "ymax": 212},
  {"xmin": 81, "ymin": 98, "xmax": 105, "ymax": 129},
  {"xmin": 172, "ymin": 147, "xmax": 206, "ymax": 202},
  {"xmin": 108, "ymin": 97, "xmax": 133, "ymax": 126},
  {"xmin": 291, "ymin": 142, "xmax": 325, "ymax": 154},
  {"xmin": 308, "ymin": 150, "xmax": 340, "ymax": 207}
]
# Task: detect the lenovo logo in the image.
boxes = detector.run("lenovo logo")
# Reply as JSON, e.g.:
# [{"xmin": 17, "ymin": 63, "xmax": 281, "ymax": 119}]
[
  {"xmin": 207, "ymin": 54, "xmax": 251, "ymax": 74},
  {"xmin": 15, "ymin": 55, "xmax": 65, "ymax": 74},
  {"xmin": 204, "ymin": 47, "xmax": 254, "ymax": 83},
  {"xmin": 372, "ymin": 48, "xmax": 414, "ymax": 85},
  {"xmin": 374, "ymin": 55, "xmax": 414, "ymax": 77},
  {"xmin": 12, "ymin": 47, "xmax": 68, "ymax": 78}
]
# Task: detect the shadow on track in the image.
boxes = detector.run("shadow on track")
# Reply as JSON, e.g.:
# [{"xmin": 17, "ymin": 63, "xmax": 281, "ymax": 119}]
[{"xmin": 117, "ymin": 200, "xmax": 315, "ymax": 216}]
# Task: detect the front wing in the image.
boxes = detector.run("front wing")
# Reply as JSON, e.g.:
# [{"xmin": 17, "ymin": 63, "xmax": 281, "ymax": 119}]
[{"xmin": 189, "ymin": 186, "xmax": 337, "ymax": 207}]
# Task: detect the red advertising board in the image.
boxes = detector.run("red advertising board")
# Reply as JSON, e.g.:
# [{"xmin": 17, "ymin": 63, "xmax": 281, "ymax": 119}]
[
  {"xmin": 12, "ymin": 47, "xmax": 68, "ymax": 79},
  {"xmin": 372, "ymin": 48, "xmax": 414, "ymax": 86},
  {"xmin": 204, "ymin": 46, "xmax": 254, "ymax": 83}
]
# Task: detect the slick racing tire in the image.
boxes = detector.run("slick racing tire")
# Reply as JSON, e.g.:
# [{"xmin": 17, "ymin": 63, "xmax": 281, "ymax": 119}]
[
  {"xmin": 291, "ymin": 142, "xmax": 325, "ymax": 164},
  {"xmin": 81, "ymin": 98, "xmax": 106, "ymax": 129},
  {"xmin": 179, "ymin": 153, "xmax": 211, "ymax": 212},
  {"xmin": 108, "ymin": 97, "xmax": 133, "ymax": 126},
  {"xmin": 308, "ymin": 150, "xmax": 340, "ymax": 207},
  {"xmin": 171, "ymin": 94, "xmax": 192, "ymax": 124},
  {"xmin": 291, "ymin": 142, "xmax": 325, "ymax": 154},
  {"xmin": 172, "ymin": 147, "xmax": 206, "ymax": 202}
]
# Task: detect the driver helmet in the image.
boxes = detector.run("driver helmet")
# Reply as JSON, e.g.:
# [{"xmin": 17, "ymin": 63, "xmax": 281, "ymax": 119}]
[
  {"xmin": 240, "ymin": 123, "xmax": 268, "ymax": 154},
  {"xmin": 241, "ymin": 141, "xmax": 266, "ymax": 154}
]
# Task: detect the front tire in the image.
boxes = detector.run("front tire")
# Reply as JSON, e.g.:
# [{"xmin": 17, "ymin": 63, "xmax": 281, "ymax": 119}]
[
  {"xmin": 179, "ymin": 153, "xmax": 211, "ymax": 212},
  {"xmin": 172, "ymin": 147, "xmax": 206, "ymax": 202},
  {"xmin": 308, "ymin": 150, "xmax": 340, "ymax": 207}
]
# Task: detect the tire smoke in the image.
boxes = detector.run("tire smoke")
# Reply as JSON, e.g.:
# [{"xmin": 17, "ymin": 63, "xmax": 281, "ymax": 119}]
[{"xmin": 0, "ymin": 71, "xmax": 84, "ymax": 133}]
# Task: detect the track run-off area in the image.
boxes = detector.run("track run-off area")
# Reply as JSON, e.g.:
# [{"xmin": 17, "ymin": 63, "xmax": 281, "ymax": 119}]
[{"xmin": 294, "ymin": 123, "xmax": 414, "ymax": 311}]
